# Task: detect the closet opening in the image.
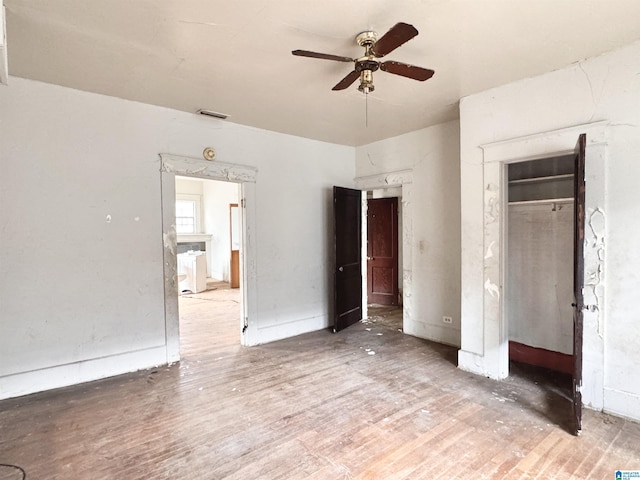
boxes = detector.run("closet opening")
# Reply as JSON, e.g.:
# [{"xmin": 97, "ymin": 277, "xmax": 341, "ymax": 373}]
[{"xmin": 506, "ymin": 154, "xmax": 576, "ymax": 428}]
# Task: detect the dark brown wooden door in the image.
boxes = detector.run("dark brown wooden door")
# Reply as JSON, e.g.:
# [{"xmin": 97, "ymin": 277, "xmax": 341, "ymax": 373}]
[
  {"xmin": 367, "ymin": 197, "xmax": 399, "ymax": 305},
  {"xmin": 333, "ymin": 186, "xmax": 362, "ymax": 332},
  {"xmin": 572, "ymin": 133, "xmax": 586, "ymax": 435}
]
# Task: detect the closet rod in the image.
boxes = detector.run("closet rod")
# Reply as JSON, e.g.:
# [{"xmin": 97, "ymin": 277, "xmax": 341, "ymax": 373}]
[{"xmin": 508, "ymin": 197, "xmax": 573, "ymax": 206}]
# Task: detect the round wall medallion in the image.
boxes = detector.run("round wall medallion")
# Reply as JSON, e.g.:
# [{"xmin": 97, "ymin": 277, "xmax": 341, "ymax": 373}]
[{"xmin": 203, "ymin": 147, "xmax": 216, "ymax": 161}]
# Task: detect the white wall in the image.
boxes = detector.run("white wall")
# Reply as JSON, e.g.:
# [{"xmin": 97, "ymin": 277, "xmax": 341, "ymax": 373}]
[
  {"xmin": 507, "ymin": 202, "xmax": 574, "ymax": 354},
  {"xmin": 202, "ymin": 180, "xmax": 239, "ymax": 282},
  {"xmin": 175, "ymin": 177, "xmax": 203, "ymax": 197},
  {"xmin": 0, "ymin": 77, "xmax": 354, "ymax": 399},
  {"xmin": 355, "ymin": 120, "xmax": 461, "ymax": 346},
  {"xmin": 459, "ymin": 40, "xmax": 640, "ymax": 421}
]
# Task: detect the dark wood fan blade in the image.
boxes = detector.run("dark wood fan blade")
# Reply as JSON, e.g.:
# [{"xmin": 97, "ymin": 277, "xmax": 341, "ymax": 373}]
[
  {"xmin": 332, "ymin": 70, "xmax": 360, "ymax": 90},
  {"xmin": 292, "ymin": 50, "xmax": 354, "ymax": 63},
  {"xmin": 380, "ymin": 61, "xmax": 434, "ymax": 81},
  {"xmin": 371, "ymin": 22, "xmax": 418, "ymax": 57}
]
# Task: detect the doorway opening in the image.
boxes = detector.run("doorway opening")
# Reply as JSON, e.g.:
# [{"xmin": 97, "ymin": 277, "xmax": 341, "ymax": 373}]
[
  {"xmin": 461, "ymin": 123, "xmax": 605, "ymax": 432},
  {"xmin": 365, "ymin": 189, "xmax": 402, "ymax": 332},
  {"xmin": 160, "ymin": 153, "xmax": 258, "ymax": 359},
  {"xmin": 505, "ymin": 154, "xmax": 575, "ymax": 431},
  {"xmin": 174, "ymin": 176, "xmax": 242, "ymax": 357}
]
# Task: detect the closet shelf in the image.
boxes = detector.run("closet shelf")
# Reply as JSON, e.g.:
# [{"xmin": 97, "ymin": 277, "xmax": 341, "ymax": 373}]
[{"xmin": 508, "ymin": 173, "xmax": 574, "ymax": 185}]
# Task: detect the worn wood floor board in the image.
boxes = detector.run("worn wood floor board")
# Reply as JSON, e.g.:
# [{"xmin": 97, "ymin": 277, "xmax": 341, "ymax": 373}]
[
  {"xmin": 388, "ymin": 420, "xmax": 477, "ymax": 479},
  {"xmin": 1, "ymin": 297, "xmax": 639, "ymax": 479},
  {"xmin": 352, "ymin": 403, "xmax": 482, "ymax": 479},
  {"xmin": 552, "ymin": 414, "xmax": 616, "ymax": 478}
]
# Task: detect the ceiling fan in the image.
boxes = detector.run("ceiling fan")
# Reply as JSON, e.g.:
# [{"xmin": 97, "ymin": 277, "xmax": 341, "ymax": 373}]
[{"xmin": 292, "ymin": 22, "xmax": 434, "ymax": 94}]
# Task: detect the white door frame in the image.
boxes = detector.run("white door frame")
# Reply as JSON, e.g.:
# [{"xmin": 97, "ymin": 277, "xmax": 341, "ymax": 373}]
[
  {"xmin": 458, "ymin": 121, "xmax": 607, "ymax": 410},
  {"xmin": 355, "ymin": 170, "xmax": 414, "ymax": 332},
  {"xmin": 159, "ymin": 153, "xmax": 258, "ymax": 362}
]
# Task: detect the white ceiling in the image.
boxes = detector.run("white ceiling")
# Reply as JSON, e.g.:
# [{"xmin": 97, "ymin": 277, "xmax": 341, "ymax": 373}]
[{"xmin": 5, "ymin": 0, "xmax": 640, "ymax": 146}]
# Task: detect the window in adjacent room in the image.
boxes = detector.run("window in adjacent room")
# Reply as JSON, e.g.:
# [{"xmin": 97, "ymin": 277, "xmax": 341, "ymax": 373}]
[{"xmin": 175, "ymin": 197, "xmax": 201, "ymax": 233}]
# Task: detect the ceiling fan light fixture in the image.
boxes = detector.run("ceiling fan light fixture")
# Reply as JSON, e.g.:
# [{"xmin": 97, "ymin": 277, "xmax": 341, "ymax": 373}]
[{"xmin": 358, "ymin": 70, "xmax": 374, "ymax": 94}]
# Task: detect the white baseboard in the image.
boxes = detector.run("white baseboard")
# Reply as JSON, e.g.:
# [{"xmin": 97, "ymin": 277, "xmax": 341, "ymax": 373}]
[
  {"xmin": 0, "ymin": 346, "xmax": 168, "ymax": 400},
  {"xmin": 255, "ymin": 314, "xmax": 329, "ymax": 345},
  {"xmin": 404, "ymin": 320, "xmax": 461, "ymax": 348},
  {"xmin": 603, "ymin": 387, "xmax": 640, "ymax": 423}
]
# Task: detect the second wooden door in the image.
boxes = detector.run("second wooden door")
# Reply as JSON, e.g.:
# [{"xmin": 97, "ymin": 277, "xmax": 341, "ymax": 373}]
[{"xmin": 367, "ymin": 197, "xmax": 399, "ymax": 306}]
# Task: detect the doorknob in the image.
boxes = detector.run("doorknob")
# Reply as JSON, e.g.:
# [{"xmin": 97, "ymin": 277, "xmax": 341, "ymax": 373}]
[{"xmin": 338, "ymin": 266, "xmax": 344, "ymax": 272}]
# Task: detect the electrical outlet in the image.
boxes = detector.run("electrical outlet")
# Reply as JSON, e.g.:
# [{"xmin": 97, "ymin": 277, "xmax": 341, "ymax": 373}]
[{"xmin": 443, "ymin": 316, "xmax": 453, "ymax": 324}]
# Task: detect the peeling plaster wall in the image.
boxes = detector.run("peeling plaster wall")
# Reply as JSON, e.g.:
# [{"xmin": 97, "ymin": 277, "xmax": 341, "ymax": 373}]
[
  {"xmin": 459, "ymin": 40, "xmax": 640, "ymax": 421},
  {"xmin": 0, "ymin": 77, "xmax": 354, "ymax": 399},
  {"xmin": 355, "ymin": 121, "xmax": 461, "ymax": 347}
]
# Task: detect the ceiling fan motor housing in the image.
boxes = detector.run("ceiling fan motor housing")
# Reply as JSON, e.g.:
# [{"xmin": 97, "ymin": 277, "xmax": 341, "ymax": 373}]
[
  {"xmin": 355, "ymin": 58, "xmax": 379, "ymax": 72},
  {"xmin": 355, "ymin": 32, "xmax": 380, "ymax": 93}
]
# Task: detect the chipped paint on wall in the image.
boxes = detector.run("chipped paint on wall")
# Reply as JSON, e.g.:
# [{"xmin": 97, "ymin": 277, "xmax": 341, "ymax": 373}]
[
  {"xmin": 585, "ymin": 207, "xmax": 605, "ymax": 337},
  {"xmin": 385, "ymin": 173, "xmax": 406, "ymax": 185},
  {"xmin": 163, "ymin": 162, "xmax": 208, "ymax": 175},
  {"xmin": 355, "ymin": 169, "xmax": 413, "ymax": 191},
  {"xmin": 484, "ymin": 183, "xmax": 500, "ymax": 225},
  {"xmin": 160, "ymin": 154, "xmax": 258, "ymax": 184},
  {"xmin": 484, "ymin": 278, "xmax": 500, "ymax": 298},
  {"xmin": 163, "ymin": 226, "xmax": 177, "ymax": 256},
  {"xmin": 484, "ymin": 240, "xmax": 495, "ymax": 260}
]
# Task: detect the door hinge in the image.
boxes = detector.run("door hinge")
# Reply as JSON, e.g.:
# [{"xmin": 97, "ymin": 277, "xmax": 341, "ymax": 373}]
[
  {"xmin": 241, "ymin": 198, "xmax": 246, "ymax": 208},
  {"xmin": 242, "ymin": 317, "xmax": 248, "ymax": 334}
]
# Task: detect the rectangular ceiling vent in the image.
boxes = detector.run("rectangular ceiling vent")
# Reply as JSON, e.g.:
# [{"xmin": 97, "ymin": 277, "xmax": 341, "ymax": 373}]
[{"xmin": 196, "ymin": 109, "xmax": 229, "ymax": 120}]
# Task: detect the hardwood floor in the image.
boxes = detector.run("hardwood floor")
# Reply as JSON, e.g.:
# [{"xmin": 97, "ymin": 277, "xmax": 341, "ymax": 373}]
[
  {"xmin": 1, "ymin": 296, "xmax": 639, "ymax": 479},
  {"xmin": 178, "ymin": 280, "xmax": 241, "ymax": 355}
]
